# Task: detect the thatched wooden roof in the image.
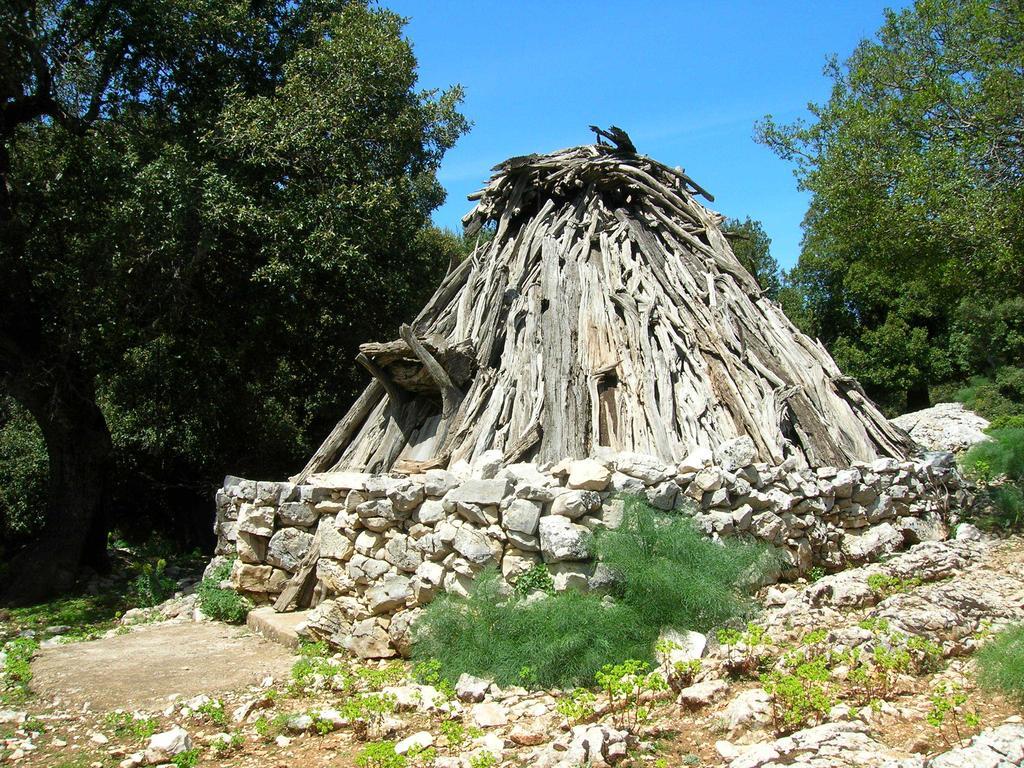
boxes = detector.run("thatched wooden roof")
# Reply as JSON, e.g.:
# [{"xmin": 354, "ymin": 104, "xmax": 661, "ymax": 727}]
[{"xmin": 296, "ymin": 143, "xmax": 914, "ymax": 480}]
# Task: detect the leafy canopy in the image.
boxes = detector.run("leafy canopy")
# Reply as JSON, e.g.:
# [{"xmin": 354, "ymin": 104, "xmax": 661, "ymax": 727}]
[
  {"xmin": 757, "ymin": 0, "xmax": 1024, "ymax": 413},
  {"xmin": 0, "ymin": 0, "xmax": 467, "ymax": 547}
]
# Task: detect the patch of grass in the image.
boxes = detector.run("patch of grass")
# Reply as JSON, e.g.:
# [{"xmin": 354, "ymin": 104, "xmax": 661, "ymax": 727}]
[
  {"xmin": 412, "ymin": 497, "xmax": 775, "ymax": 688},
  {"xmin": 103, "ymin": 711, "xmax": 159, "ymax": 741},
  {"xmin": 356, "ymin": 741, "xmax": 406, "ymax": 768},
  {"xmin": 1, "ymin": 636, "xmax": 38, "ymax": 704},
  {"xmin": 196, "ymin": 559, "xmax": 251, "ymax": 623},
  {"xmin": 866, "ymin": 573, "xmax": 921, "ymax": 597},
  {"xmin": 171, "ymin": 747, "xmax": 201, "ymax": 768},
  {"xmin": 978, "ymin": 623, "xmax": 1024, "ymax": 702}
]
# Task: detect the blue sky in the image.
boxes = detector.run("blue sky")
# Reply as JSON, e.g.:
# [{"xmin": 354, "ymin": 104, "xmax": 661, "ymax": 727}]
[{"xmin": 385, "ymin": 0, "xmax": 911, "ymax": 271}]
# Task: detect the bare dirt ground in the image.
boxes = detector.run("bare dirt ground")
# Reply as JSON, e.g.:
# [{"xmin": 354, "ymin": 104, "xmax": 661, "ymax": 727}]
[{"xmin": 31, "ymin": 621, "xmax": 294, "ymax": 711}]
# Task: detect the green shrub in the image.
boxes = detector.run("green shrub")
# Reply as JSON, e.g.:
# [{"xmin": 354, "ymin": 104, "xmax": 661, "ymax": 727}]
[
  {"xmin": 195, "ymin": 560, "xmax": 251, "ymax": 624},
  {"xmin": 977, "ymin": 624, "xmax": 1024, "ymax": 702},
  {"xmin": 128, "ymin": 558, "xmax": 176, "ymax": 608},
  {"xmin": 595, "ymin": 496, "xmax": 775, "ymax": 630},
  {"xmin": 961, "ymin": 428, "xmax": 1024, "ymax": 529},
  {"xmin": 412, "ymin": 498, "xmax": 774, "ymax": 688},
  {"xmin": 962, "ymin": 428, "xmax": 1024, "ymax": 481},
  {"xmin": 356, "ymin": 741, "xmax": 406, "ymax": 768}
]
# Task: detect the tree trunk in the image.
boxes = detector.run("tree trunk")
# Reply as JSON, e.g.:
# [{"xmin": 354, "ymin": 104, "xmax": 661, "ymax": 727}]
[{"xmin": 2, "ymin": 369, "xmax": 113, "ymax": 605}]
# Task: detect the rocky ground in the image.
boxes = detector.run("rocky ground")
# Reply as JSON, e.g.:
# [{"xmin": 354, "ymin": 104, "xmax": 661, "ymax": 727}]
[{"xmin": 3, "ymin": 522, "xmax": 1024, "ymax": 768}]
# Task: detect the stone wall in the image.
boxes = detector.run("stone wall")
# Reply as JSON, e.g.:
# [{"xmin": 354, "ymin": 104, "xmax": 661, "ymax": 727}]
[{"xmin": 211, "ymin": 438, "xmax": 973, "ymax": 658}]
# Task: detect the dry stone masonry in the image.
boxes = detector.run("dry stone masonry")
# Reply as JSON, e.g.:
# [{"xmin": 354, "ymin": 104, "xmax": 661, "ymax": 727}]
[{"xmin": 213, "ymin": 437, "xmax": 973, "ymax": 658}]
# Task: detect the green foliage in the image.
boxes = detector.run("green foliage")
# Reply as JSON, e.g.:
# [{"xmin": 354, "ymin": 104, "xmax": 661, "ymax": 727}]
[
  {"xmin": 724, "ymin": 217, "xmax": 782, "ymax": 299},
  {"xmin": 512, "ymin": 563, "xmax": 555, "ymax": 598},
  {"xmin": 757, "ymin": 0, "xmax": 1024, "ymax": 413},
  {"xmin": 412, "ymin": 498, "xmax": 773, "ymax": 688},
  {"xmin": 0, "ymin": 0, "xmax": 468, "ymax": 574},
  {"xmin": 128, "ymin": 559, "xmax": 176, "ymax": 608},
  {"xmin": 0, "ymin": 399, "xmax": 47, "ymax": 546},
  {"xmin": 927, "ymin": 681, "xmax": 979, "ymax": 749},
  {"xmin": 103, "ymin": 711, "xmax": 159, "ymax": 742},
  {"xmin": 438, "ymin": 719, "xmax": 482, "ymax": 751},
  {"xmin": 963, "ymin": 428, "xmax": 1024, "ymax": 481},
  {"xmin": 355, "ymin": 662, "xmax": 405, "ymax": 691},
  {"xmin": 170, "ymin": 748, "xmax": 201, "ymax": 768},
  {"xmin": 866, "ymin": 573, "xmax": 921, "ymax": 598},
  {"xmin": 0, "ymin": 637, "xmax": 38, "ymax": 705},
  {"xmin": 289, "ymin": 651, "xmax": 347, "ymax": 695},
  {"xmin": 961, "ymin": 428, "xmax": 1024, "ymax": 529},
  {"xmin": 595, "ymin": 659, "xmax": 667, "ymax": 732},
  {"xmin": 195, "ymin": 699, "xmax": 226, "ymax": 726},
  {"xmin": 978, "ymin": 623, "xmax": 1024, "ymax": 703},
  {"xmin": 341, "ymin": 693, "xmax": 397, "ymax": 738},
  {"xmin": 356, "ymin": 741, "xmax": 406, "ymax": 768},
  {"xmin": 196, "ymin": 561, "xmax": 251, "ymax": 624},
  {"xmin": 595, "ymin": 497, "xmax": 775, "ymax": 632},
  {"xmin": 468, "ymin": 752, "xmax": 497, "ymax": 768},
  {"xmin": 555, "ymin": 688, "xmax": 597, "ymax": 726}
]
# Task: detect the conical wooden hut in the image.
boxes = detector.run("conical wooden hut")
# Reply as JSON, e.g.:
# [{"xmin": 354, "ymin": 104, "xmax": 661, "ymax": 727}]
[{"xmin": 296, "ymin": 142, "xmax": 914, "ymax": 481}]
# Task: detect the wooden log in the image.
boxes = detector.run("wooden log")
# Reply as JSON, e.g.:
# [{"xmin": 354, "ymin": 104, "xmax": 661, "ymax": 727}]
[
  {"xmin": 273, "ymin": 529, "xmax": 321, "ymax": 612},
  {"xmin": 292, "ymin": 381, "xmax": 384, "ymax": 484}
]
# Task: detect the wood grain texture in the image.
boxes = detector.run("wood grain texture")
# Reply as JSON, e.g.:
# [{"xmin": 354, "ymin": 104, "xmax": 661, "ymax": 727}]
[{"xmin": 302, "ymin": 144, "xmax": 915, "ymax": 474}]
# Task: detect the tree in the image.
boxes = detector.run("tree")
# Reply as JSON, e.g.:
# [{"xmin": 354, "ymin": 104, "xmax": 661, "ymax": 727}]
[
  {"xmin": 0, "ymin": 0, "xmax": 467, "ymax": 602},
  {"xmin": 757, "ymin": 0, "xmax": 1024, "ymax": 413},
  {"xmin": 723, "ymin": 217, "xmax": 781, "ymax": 299}
]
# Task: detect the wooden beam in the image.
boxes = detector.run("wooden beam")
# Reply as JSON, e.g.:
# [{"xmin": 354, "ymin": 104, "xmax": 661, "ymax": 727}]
[
  {"xmin": 355, "ymin": 352, "xmax": 406, "ymax": 405},
  {"xmin": 291, "ymin": 380, "xmax": 384, "ymax": 484},
  {"xmin": 273, "ymin": 529, "xmax": 321, "ymax": 612}
]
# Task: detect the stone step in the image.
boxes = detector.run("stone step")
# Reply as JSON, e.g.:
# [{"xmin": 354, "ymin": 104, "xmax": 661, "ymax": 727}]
[{"xmin": 246, "ymin": 606, "xmax": 311, "ymax": 649}]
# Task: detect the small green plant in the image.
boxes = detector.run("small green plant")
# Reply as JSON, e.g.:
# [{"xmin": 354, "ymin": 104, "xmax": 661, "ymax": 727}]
[
  {"xmin": 356, "ymin": 741, "xmax": 406, "ymax": 768},
  {"xmin": 290, "ymin": 651, "xmax": 347, "ymax": 695},
  {"xmin": 807, "ymin": 566, "xmax": 826, "ymax": 582},
  {"xmin": 0, "ymin": 637, "xmax": 38, "ymax": 704},
  {"xmin": 128, "ymin": 558, "xmax": 176, "ymax": 608},
  {"xmin": 513, "ymin": 563, "xmax": 555, "ymax": 598},
  {"xmin": 927, "ymin": 681, "xmax": 979, "ymax": 749},
  {"xmin": 196, "ymin": 560, "xmax": 251, "ymax": 624},
  {"xmin": 412, "ymin": 658, "xmax": 456, "ymax": 699},
  {"xmin": 716, "ymin": 627, "xmax": 742, "ymax": 645},
  {"xmin": 978, "ymin": 623, "xmax": 1024, "ymax": 702},
  {"xmin": 866, "ymin": 573, "xmax": 921, "ymax": 598},
  {"xmin": 309, "ymin": 709, "xmax": 336, "ymax": 735},
  {"xmin": 438, "ymin": 719, "xmax": 482, "ymax": 751},
  {"xmin": 196, "ymin": 698, "xmax": 226, "ymax": 725},
  {"xmin": 356, "ymin": 662, "xmax": 405, "ymax": 691},
  {"xmin": 468, "ymin": 751, "xmax": 498, "ymax": 768},
  {"xmin": 555, "ymin": 687, "xmax": 597, "ymax": 725},
  {"xmin": 342, "ymin": 693, "xmax": 398, "ymax": 739},
  {"xmin": 595, "ymin": 659, "xmax": 667, "ymax": 732},
  {"xmin": 762, "ymin": 657, "xmax": 834, "ymax": 734},
  {"xmin": 103, "ymin": 711, "xmax": 158, "ymax": 741},
  {"xmin": 672, "ymin": 659, "xmax": 701, "ymax": 687},
  {"xmin": 170, "ymin": 747, "xmax": 201, "ymax": 768},
  {"xmin": 858, "ymin": 617, "xmax": 891, "ymax": 633},
  {"xmin": 211, "ymin": 731, "xmax": 245, "ymax": 755}
]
